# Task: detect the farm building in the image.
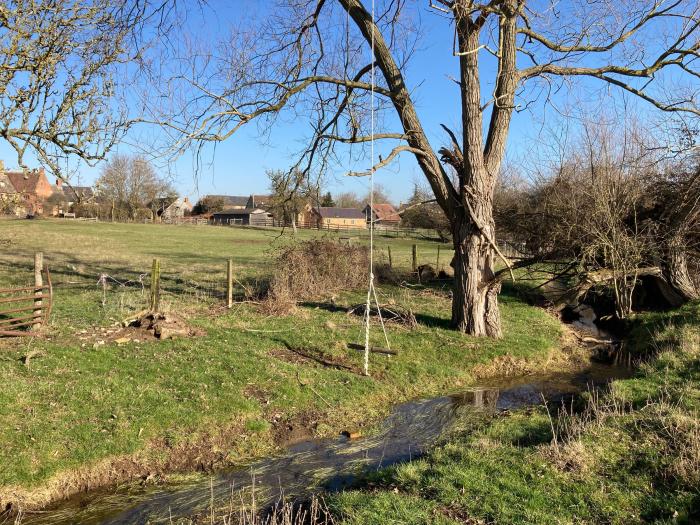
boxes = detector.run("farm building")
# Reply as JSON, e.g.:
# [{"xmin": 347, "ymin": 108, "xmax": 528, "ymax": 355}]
[
  {"xmin": 60, "ymin": 182, "xmax": 96, "ymax": 204},
  {"xmin": 211, "ymin": 208, "xmax": 273, "ymax": 226},
  {"xmin": 150, "ymin": 196, "xmax": 193, "ymax": 221},
  {"xmin": 300, "ymin": 205, "xmax": 367, "ymax": 229},
  {"xmin": 197, "ymin": 195, "xmax": 250, "ymax": 210},
  {"xmin": 363, "ymin": 203, "xmax": 401, "ymax": 226}
]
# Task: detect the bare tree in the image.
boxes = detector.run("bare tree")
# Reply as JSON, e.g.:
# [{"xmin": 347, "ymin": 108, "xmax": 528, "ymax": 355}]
[
  {"xmin": 268, "ymin": 168, "xmax": 311, "ymax": 232},
  {"xmin": 96, "ymin": 154, "xmax": 173, "ymax": 221},
  {"xmin": 649, "ymin": 156, "xmax": 700, "ymax": 304},
  {"xmin": 335, "ymin": 191, "xmax": 363, "ymax": 208},
  {"xmin": 363, "ymin": 183, "xmax": 392, "ymax": 206},
  {"xmin": 158, "ymin": 0, "xmax": 699, "ymax": 336},
  {"xmin": 0, "ymin": 1, "xmax": 172, "ymax": 181},
  {"xmin": 496, "ymin": 119, "xmax": 699, "ymax": 316}
]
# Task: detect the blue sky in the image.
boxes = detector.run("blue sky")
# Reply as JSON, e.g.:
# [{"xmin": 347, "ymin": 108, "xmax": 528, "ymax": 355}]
[{"xmin": 0, "ymin": 0, "xmax": 682, "ymax": 204}]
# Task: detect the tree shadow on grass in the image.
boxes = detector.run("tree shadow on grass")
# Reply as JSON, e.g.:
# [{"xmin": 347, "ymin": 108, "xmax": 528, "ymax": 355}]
[{"xmin": 300, "ymin": 300, "xmax": 453, "ymax": 330}]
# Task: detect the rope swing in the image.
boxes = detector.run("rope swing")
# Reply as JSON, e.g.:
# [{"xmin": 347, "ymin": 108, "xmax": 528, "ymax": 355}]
[{"xmin": 361, "ymin": 0, "xmax": 391, "ymax": 376}]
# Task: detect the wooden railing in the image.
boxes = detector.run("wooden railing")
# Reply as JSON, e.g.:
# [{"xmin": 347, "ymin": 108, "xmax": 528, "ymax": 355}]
[{"xmin": 0, "ymin": 253, "xmax": 52, "ymax": 337}]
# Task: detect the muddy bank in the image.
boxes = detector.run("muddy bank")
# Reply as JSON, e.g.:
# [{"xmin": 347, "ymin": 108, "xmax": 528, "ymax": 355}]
[{"xmin": 19, "ymin": 361, "xmax": 631, "ymax": 525}]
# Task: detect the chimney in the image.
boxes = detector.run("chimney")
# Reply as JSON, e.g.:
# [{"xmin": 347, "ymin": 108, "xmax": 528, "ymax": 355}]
[
  {"xmin": 56, "ymin": 178, "xmax": 62, "ymax": 188},
  {"xmin": 0, "ymin": 160, "xmax": 4, "ymax": 172}
]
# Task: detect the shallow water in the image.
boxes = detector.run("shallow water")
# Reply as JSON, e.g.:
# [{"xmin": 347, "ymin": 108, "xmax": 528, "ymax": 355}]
[{"xmin": 22, "ymin": 363, "xmax": 630, "ymax": 525}]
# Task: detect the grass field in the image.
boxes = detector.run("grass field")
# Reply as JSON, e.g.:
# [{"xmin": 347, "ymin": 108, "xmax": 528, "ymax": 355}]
[
  {"xmin": 331, "ymin": 302, "xmax": 700, "ymax": 524},
  {"xmin": 0, "ymin": 219, "xmax": 566, "ymax": 511}
]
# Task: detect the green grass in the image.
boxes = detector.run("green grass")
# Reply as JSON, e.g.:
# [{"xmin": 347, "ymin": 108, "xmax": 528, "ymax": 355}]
[
  {"xmin": 0, "ymin": 219, "xmax": 561, "ymax": 507},
  {"xmin": 331, "ymin": 302, "xmax": 700, "ymax": 524}
]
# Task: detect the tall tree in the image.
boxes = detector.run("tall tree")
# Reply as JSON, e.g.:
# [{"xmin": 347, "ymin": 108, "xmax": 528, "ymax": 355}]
[
  {"xmin": 161, "ymin": 0, "xmax": 699, "ymax": 336},
  {"xmin": 320, "ymin": 191, "xmax": 336, "ymax": 207},
  {"xmin": 268, "ymin": 168, "xmax": 310, "ymax": 232},
  {"xmin": 364, "ymin": 183, "xmax": 392, "ymax": 206},
  {"xmin": 96, "ymin": 154, "xmax": 172, "ymax": 221},
  {"xmin": 192, "ymin": 196, "xmax": 225, "ymax": 215},
  {"xmin": 335, "ymin": 191, "xmax": 363, "ymax": 209}
]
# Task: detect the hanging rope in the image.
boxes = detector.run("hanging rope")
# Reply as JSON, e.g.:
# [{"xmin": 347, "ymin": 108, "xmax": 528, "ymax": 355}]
[{"xmin": 363, "ymin": 0, "xmax": 391, "ymax": 376}]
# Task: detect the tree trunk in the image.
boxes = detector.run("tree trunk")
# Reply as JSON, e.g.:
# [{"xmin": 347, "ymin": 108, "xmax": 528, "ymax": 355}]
[
  {"xmin": 451, "ymin": 216, "xmax": 502, "ymax": 337},
  {"xmin": 664, "ymin": 239, "xmax": 699, "ymax": 302}
]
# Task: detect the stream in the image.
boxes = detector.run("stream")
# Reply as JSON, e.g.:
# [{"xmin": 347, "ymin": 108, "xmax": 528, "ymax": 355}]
[{"xmin": 22, "ymin": 360, "xmax": 631, "ymax": 525}]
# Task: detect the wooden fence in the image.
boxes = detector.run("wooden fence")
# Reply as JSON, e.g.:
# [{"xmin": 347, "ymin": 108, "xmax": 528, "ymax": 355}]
[{"xmin": 0, "ymin": 253, "xmax": 52, "ymax": 336}]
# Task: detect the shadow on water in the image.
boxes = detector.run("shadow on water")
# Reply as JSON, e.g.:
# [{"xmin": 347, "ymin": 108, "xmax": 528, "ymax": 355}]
[{"xmin": 22, "ymin": 363, "xmax": 631, "ymax": 525}]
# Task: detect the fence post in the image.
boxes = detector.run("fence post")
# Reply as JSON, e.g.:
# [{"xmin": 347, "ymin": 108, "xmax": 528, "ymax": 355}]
[
  {"xmin": 32, "ymin": 252, "xmax": 43, "ymax": 330},
  {"xmin": 150, "ymin": 258, "xmax": 161, "ymax": 312},
  {"xmin": 387, "ymin": 246, "xmax": 393, "ymax": 268},
  {"xmin": 226, "ymin": 258, "xmax": 233, "ymax": 309},
  {"xmin": 436, "ymin": 245, "xmax": 441, "ymax": 272},
  {"xmin": 412, "ymin": 244, "xmax": 417, "ymax": 272}
]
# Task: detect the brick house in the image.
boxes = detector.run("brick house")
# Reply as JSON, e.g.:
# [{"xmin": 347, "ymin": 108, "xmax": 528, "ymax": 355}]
[{"xmin": 3, "ymin": 165, "xmax": 54, "ymax": 216}]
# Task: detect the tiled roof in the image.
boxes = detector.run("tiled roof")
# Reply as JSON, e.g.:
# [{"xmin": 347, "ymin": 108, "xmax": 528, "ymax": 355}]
[
  {"xmin": 366, "ymin": 203, "xmax": 400, "ymax": 221},
  {"xmin": 5, "ymin": 171, "xmax": 41, "ymax": 193},
  {"xmin": 199, "ymin": 195, "xmax": 248, "ymax": 208},
  {"xmin": 317, "ymin": 207, "xmax": 365, "ymax": 219},
  {"xmin": 206, "ymin": 195, "xmax": 250, "ymax": 207}
]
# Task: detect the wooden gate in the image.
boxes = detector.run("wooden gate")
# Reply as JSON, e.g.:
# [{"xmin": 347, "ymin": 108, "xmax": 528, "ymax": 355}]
[{"xmin": 0, "ymin": 253, "xmax": 52, "ymax": 336}]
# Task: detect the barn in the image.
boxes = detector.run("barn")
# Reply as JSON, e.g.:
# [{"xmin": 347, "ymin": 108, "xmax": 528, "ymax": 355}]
[
  {"xmin": 299, "ymin": 205, "xmax": 367, "ymax": 229},
  {"xmin": 211, "ymin": 208, "xmax": 273, "ymax": 226}
]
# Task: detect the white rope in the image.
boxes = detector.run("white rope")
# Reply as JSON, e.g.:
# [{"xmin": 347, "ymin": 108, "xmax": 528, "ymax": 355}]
[{"xmin": 363, "ymin": 0, "xmax": 390, "ymax": 377}]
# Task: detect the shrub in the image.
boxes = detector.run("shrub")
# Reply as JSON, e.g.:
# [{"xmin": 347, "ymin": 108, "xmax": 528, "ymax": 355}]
[{"xmin": 268, "ymin": 240, "xmax": 369, "ymax": 306}]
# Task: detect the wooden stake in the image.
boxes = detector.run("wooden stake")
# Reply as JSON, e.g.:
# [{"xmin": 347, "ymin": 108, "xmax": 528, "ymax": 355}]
[
  {"xmin": 226, "ymin": 258, "xmax": 233, "ymax": 309},
  {"xmin": 32, "ymin": 252, "xmax": 43, "ymax": 331},
  {"xmin": 387, "ymin": 246, "xmax": 393, "ymax": 268},
  {"xmin": 412, "ymin": 244, "xmax": 417, "ymax": 272},
  {"xmin": 150, "ymin": 258, "xmax": 161, "ymax": 312},
  {"xmin": 436, "ymin": 244, "xmax": 441, "ymax": 271}
]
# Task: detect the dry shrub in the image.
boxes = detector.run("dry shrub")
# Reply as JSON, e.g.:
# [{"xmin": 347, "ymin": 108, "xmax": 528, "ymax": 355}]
[
  {"xmin": 374, "ymin": 262, "xmax": 401, "ymax": 284},
  {"xmin": 267, "ymin": 240, "xmax": 369, "ymax": 307},
  {"xmin": 541, "ymin": 438, "xmax": 594, "ymax": 474},
  {"xmin": 663, "ymin": 412, "xmax": 700, "ymax": 487},
  {"xmin": 540, "ymin": 388, "xmax": 628, "ymax": 473},
  {"xmin": 222, "ymin": 495, "xmax": 334, "ymax": 525}
]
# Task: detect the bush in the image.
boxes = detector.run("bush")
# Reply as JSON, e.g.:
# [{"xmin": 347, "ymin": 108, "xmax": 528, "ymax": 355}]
[{"xmin": 268, "ymin": 240, "xmax": 369, "ymax": 306}]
